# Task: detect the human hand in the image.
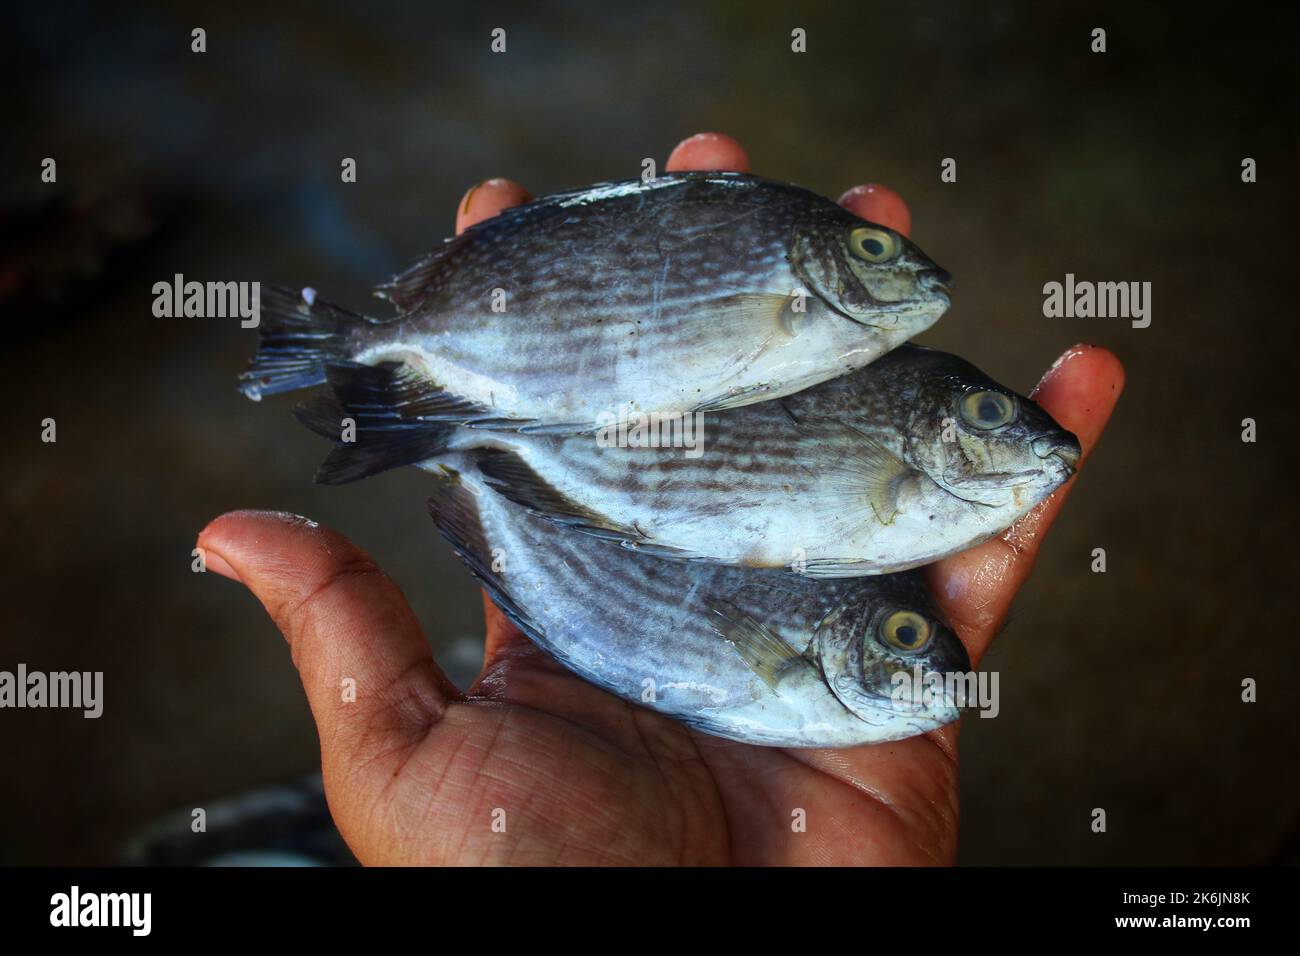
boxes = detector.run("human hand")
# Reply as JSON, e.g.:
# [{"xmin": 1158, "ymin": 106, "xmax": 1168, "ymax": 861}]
[{"xmin": 198, "ymin": 133, "xmax": 1124, "ymax": 865}]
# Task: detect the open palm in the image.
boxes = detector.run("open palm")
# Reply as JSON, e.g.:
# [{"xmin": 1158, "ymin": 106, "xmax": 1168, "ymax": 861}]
[{"xmin": 198, "ymin": 134, "xmax": 1123, "ymax": 865}]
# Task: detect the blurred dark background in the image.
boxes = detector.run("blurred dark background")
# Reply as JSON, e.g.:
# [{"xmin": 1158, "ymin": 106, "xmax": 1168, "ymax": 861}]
[{"xmin": 2, "ymin": 0, "xmax": 1297, "ymax": 865}]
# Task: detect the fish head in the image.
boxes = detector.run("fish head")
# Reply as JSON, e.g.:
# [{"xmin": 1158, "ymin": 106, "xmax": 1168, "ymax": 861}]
[
  {"xmin": 893, "ymin": 350, "xmax": 1082, "ymax": 508},
  {"xmin": 814, "ymin": 575, "xmax": 970, "ymax": 737},
  {"xmin": 792, "ymin": 206, "xmax": 952, "ymax": 333}
]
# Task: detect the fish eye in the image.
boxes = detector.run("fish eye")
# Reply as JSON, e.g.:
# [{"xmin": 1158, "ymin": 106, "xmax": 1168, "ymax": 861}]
[
  {"xmin": 960, "ymin": 390, "xmax": 1018, "ymax": 430},
  {"xmin": 876, "ymin": 609, "xmax": 933, "ymax": 654},
  {"xmin": 848, "ymin": 226, "xmax": 899, "ymax": 263}
]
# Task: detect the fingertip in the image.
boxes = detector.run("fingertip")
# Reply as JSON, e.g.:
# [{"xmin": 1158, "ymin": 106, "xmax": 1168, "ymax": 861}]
[
  {"xmin": 199, "ymin": 509, "xmax": 319, "ymax": 566},
  {"xmin": 665, "ymin": 132, "xmax": 751, "ymax": 173},
  {"xmin": 196, "ymin": 510, "xmax": 362, "ymax": 612},
  {"xmin": 838, "ymin": 183, "xmax": 912, "ymax": 237},
  {"xmin": 1035, "ymin": 344, "xmax": 1126, "ymax": 394},
  {"xmin": 927, "ymin": 345, "xmax": 1125, "ymax": 661},
  {"xmin": 1030, "ymin": 345, "xmax": 1126, "ymax": 455},
  {"xmin": 201, "ymin": 550, "xmax": 240, "ymax": 582},
  {"xmin": 456, "ymin": 178, "xmax": 532, "ymax": 234},
  {"xmin": 196, "ymin": 511, "xmax": 262, "ymax": 582}
]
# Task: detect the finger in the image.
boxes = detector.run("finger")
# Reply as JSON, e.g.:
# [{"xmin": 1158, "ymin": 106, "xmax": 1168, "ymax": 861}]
[
  {"xmin": 924, "ymin": 344, "xmax": 1125, "ymax": 665},
  {"xmin": 665, "ymin": 132, "xmax": 751, "ymax": 172},
  {"xmin": 838, "ymin": 183, "xmax": 912, "ymax": 237},
  {"xmin": 456, "ymin": 177, "xmax": 532, "ymax": 234},
  {"xmin": 479, "ymin": 591, "xmax": 538, "ymax": 666},
  {"xmin": 197, "ymin": 510, "xmax": 458, "ymax": 779}
]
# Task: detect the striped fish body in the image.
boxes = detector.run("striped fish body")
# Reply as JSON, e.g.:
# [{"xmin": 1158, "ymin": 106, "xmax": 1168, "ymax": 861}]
[
  {"xmin": 241, "ymin": 173, "xmax": 951, "ymax": 429},
  {"xmin": 415, "ymin": 346, "xmax": 1080, "ymax": 575},
  {"xmin": 428, "ymin": 464, "xmax": 968, "ymax": 747}
]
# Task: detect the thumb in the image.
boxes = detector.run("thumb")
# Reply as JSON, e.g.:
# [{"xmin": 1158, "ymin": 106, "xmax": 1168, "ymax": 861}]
[{"xmin": 196, "ymin": 510, "xmax": 459, "ymax": 804}]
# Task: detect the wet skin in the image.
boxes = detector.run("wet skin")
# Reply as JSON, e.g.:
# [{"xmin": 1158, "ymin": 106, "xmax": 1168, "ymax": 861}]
[{"xmin": 198, "ymin": 132, "xmax": 1125, "ymax": 865}]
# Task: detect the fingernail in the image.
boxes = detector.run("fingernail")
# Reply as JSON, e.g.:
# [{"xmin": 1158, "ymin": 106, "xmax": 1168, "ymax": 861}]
[
  {"xmin": 838, "ymin": 184, "xmax": 912, "ymax": 237},
  {"xmin": 460, "ymin": 180, "xmax": 486, "ymax": 216}
]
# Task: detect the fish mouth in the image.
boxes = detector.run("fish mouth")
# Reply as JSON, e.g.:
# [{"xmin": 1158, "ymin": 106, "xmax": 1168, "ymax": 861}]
[
  {"xmin": 919, "ymin": 267, "xmax": 955, "ymax": 298},
  {"xmin": 916, "ymin": 269, "xmax": 954, "ymax": 316},
  {"xmin": 1032, "ymin": 433, "xmax": 1081, "ymax": 480},
  {"xmin": 839, "ymin": 292, "xmax": 949, "ymax": 329}
]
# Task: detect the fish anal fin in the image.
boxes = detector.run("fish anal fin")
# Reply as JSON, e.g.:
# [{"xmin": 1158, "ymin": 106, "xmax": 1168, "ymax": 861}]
[
  {"xmin": 290, "ymin": 361, "xmax": 474, "ymax": 484},
  {"xmin": 797, "ymin": 558, "xmax": 875, "ymax": 578},
  {"xmin": 426, "ymin": 470, "xmax": 540, "ymax": 639},
  {"xmin": 692, "ymin": 381, "xmax": 776, "ymax": 413},
  {"xmin": 476, "ymin": 449, "xmax": 631, "ymax": 538},
  {"xmin": 325, "ymin": 361, "xmax": 497, "ymax": 424}
]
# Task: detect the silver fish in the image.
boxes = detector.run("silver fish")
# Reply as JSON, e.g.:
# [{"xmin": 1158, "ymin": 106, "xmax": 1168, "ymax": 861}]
[
  {"xmin": 239, "ymin": 173, "xmax": 951, "ymax": 429},
  {"xmin": 428, "ymin": 463, "xmax": 971, "ymax": 747},
  {"xmin": 294, "ymin": 345, "xmax": 1079, "ymax": 575}
]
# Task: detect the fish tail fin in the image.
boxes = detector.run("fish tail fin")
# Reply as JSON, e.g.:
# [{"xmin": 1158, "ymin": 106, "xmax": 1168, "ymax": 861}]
[
  {"xmin": 293, "ymin": 362, "xmax": 459, "ymax": 484},
  {"xmin": 426, "ymin": 469, "xmax": 539, "ymax": 636},
  {"xmin": 239, "ymin": 286, "xmax": 374, "ymax": 400}
]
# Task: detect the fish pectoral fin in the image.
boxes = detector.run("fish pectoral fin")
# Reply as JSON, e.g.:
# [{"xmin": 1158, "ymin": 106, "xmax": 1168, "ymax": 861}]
[
  {"xmin": 687, "ymin": 292, "xmax": 807, "ymax": 411},
  {"xmin": 706, "ymin": 292, "xmax": 799, "ymax": 334},
  {"xmin": 858, "ymin": 439, "xmax": 918, "ymax": 526},
  {"xmin": 798, "ymin": 420, "xmax": 924, "ymax": 527},
  {"xmin": 426, "ymin": 468, "xmax": 542, "ymax": 640},
  {"xmin": 705, "ymin": 599, "xmax": 807, "ymax": 693}
]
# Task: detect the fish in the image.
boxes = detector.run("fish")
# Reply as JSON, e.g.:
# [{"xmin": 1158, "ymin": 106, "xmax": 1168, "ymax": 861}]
[
  {"xmin": 238, "ymin": 172, "xmax": 952, "ymax": 430},
  {"xmin": 427, "ymin": 463, "xmax": 971, "ymax": 747},
  {"xmin": 292, "ymin": 345, "xmax": 1081, "ymax": 575}
]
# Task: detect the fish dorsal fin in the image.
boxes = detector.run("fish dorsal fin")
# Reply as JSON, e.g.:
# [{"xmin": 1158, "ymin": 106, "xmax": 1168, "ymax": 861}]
[{"xmin": 704, "ymin": 598, "xmax": 807, "ymax": 692}]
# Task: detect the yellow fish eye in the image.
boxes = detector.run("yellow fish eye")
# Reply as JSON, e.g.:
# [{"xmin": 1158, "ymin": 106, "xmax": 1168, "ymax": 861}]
[
  {"xmin": 960, "ymin": 390, "xmax": 1018, "ymax": 430},
  {"xmin": 878, "ymin": 609, "xmax": 933, "ymax": 653},
  {"xmin": 849, "ymin": 226, "xmax": 899, "ymax": 263}
]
